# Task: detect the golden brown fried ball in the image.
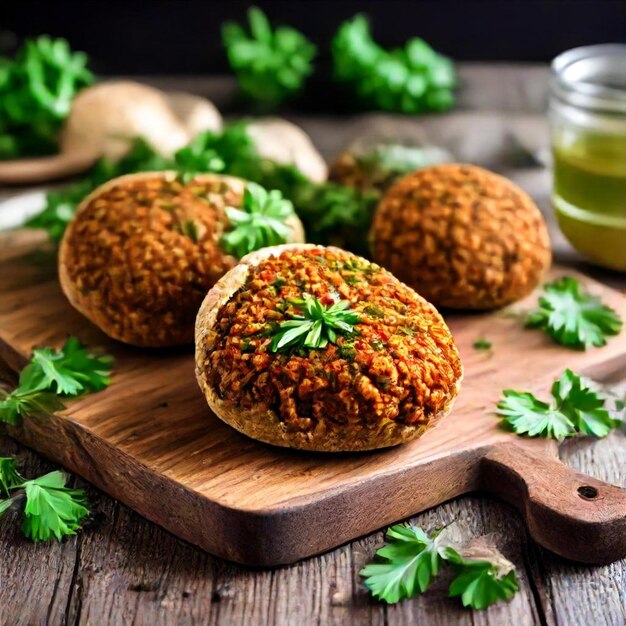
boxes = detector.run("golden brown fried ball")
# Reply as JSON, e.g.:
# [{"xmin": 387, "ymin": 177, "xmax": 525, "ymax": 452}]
[
  {"xmin": 59, "ymin": 172, "xmax": 304, "ymax": 346},
  {"xmin": 370, "ymin": 164, "xmax": 551, "ymax": 309},
  {"xmin": 195, "ymin": 243, "xmax": 463, "ymax": 451}
]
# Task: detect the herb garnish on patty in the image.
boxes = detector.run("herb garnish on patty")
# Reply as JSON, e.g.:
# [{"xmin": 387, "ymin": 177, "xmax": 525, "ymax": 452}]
[{"xmin": 270, "ymin": 293, "xmax": 361, "ymax": 352}]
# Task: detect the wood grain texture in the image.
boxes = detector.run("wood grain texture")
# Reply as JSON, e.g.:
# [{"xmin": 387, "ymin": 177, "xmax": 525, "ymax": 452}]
[
  {"xmin": 0, "ymin": 223, "xmax": 624, "ymax": 567},
  {"xmin": 1, "ymin": 66, "xmax": 625, "ymax": 625}
]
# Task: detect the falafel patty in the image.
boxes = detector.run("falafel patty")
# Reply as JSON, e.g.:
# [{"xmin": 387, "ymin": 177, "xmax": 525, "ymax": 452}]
[
  {"xmin": 60, "ymin": 172, "xmax": 242, "ymax": 347},
  {"xmin": 370, "ymin": 164, "xmax": 552, "ymax": 310},
  {"xmin": 195, "ymin": 244, "xmax": 463, "ymax": 451}
]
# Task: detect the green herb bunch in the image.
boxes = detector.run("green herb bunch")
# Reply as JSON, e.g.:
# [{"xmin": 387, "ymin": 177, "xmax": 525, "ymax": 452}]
[
  {"xmin": 177, "ymin": 128, "xmax": 380, "ymax": 253},
  {"xmin": 361, "ymin": 524, "xmax": 519, "ymax": 610},
  {"xmin": 0, "ymin": 457, "xmax": 89, "ymax": 541},
  {"xmin": 270, "ymin": 294, "xmax": 361, "ymax": 352},
  {"xmin": 173, "ymin": 121, "xmax": 260, "ymax": 181},
  {"xmin": 0, "ymin": 337, "xmax": 113, "ymax": 425},
  {"xmin": 223, "ymin": 7, "xmax": 316, "ymax": 108},
  {"xmin": 332, "ymin": 14, "xmax": 456, "ymax": 114},
  {"xmin": 497, "ymin": 369, "xmax": 622, "ymax": 440},
  {"xmin": 26, "ymin": 123, "xmax": 379, "ymax": 254},
  {"xmin": 527, "ymin": 277, "xmax": 622, "ymax": 350},
  {"xmin": 290, "ymin": 180, "xmax": 380, "ymax": 256},
  {"xmin": 0, "ymin": 36, "xmax": 93, "ymax": 159},
  {"xmin": 221, "ymin": 182, "xmax": 296, "ymax": 258}
]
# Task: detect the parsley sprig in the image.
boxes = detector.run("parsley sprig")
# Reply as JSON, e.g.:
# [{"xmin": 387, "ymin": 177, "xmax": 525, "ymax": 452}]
[
  {"xmin": 0, "ymin": 337, "xmax": 113, "ymax": 425},
  {"xmin": 0, "ymin": 457, "xmax": 89, "ymax": 541},
  {"xmin": 497, "ymin": 369, "xmax": 622, "ymax": 440},
  {"xmin": 270, "ymin": 294, "xmax": 361, "ymax": 353},
  {"xmin": 221, "ymin": 182, "xmax": 296, "ymax": 258},
  {"xmin": 223, "ymin": 7, "xmax": 316, "ymax": 108},
  {"xmin": 447, "ymin": 541, "xmax": 520, "ymax": 610},
  {"xmin": 0, "ymin": 36, "xmax": 93, "ymax": 159},
  {"xmin": 332, "ymin": 14, "xmax": 456, "ymax": 114},
  {"xmin": 526, "ymin": 277, "xmax": 622, "ymax": 350},
  {"xmin": 361, "ymin": 524, "xmax": 519, "ymax": 610}
]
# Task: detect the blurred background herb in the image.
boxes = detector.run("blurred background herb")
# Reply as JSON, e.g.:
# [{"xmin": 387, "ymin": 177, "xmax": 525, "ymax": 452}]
[
  {"xmin": 331, "ymin": 14, "xmax": 456, "ymax": 113},
  {"xmin": 222, "ymin": 7, "xmax": 316, "ymax": 109},
  {"xmin": 0, "ymin": 36, "xmax": 93, "ymax": 159}
]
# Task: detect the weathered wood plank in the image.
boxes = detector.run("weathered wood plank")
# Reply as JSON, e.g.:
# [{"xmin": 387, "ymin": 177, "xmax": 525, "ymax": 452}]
[
  {"xmin": 536, "ymin": 431, "xmax": 626, "ymax": 626},
  {"xmin": 0, "ymin": 436, "xmax": 78, "ymax": 626}
]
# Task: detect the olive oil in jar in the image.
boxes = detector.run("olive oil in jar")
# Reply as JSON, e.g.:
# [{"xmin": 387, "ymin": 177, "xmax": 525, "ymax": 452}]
[{"xmin": 550, "ymin": 45, "xmax": 626, "ymax": 271}]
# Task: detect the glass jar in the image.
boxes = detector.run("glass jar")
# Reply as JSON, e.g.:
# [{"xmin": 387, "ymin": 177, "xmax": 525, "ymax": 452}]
[{"xmin": 550, "ymin": 45, "xmax": 626, "ymax": 271}]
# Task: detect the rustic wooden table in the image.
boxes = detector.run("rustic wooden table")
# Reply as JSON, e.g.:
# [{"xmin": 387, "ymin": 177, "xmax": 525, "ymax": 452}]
[{"xmin": 1, "ymin": 65, "xmax": 624, "ymax": 626}]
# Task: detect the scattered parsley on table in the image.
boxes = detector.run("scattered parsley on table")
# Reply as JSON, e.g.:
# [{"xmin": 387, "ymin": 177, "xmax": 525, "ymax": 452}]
[
  {"xmin": 526, "ymin": 277, "xmax": 622, "ymax": 350},
  {"xmin": 0, "ymin": 457, "xmax": 89, "ymax": 541},
  {"xmin": 473, "ymin": 338, "xmax": 492, "ymax": 351},
  {"xmin": 360, "ymin": 523, "xmax": 519, "ymax": 610}
]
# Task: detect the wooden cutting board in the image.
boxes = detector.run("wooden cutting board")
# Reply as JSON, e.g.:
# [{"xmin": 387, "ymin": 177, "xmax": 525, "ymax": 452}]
[{"xmin": 0, "ymin": 244, "xmax": 625, "ymax": 567}]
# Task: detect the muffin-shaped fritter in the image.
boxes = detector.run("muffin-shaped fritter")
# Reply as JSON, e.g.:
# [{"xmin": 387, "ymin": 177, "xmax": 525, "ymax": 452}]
[
  {"xmin": 59, "ymin": 172, "xmax": 304, "ymax": 347},
  {"xmin": 195, "ymin": 244, "xmax": 463, "ymax": 451},
  {"xmin": 370, "ymin": 164, "xmax": 551, "ymax": 310}
]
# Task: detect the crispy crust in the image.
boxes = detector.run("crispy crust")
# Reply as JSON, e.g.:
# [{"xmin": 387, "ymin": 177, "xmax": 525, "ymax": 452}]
[
  {"xmin": 59, "ymin": 172, "xmax": 304, "ymax": 347},
  {"xmin": 195, "ymin": 244, "xmax": 463, "ymax": 452}
]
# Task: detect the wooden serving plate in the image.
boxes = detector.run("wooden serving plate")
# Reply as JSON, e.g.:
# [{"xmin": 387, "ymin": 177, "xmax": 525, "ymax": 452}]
[
  {"xmin": 0, "ymin": 246, "xmax": 625, "ymax": 566},
  {"xmin": 0, "ymin": 150, "xmax": 96, "ymax": 185}
]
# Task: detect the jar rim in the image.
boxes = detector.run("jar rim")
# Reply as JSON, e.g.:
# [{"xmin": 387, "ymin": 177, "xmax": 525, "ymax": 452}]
[{"xmin": 552, "ymin": 44, "xmax": 626, "ymax": 114}]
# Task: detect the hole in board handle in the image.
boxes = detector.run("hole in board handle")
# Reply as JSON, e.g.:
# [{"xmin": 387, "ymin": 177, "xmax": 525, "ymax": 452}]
[{"xmin": 578, "ymin": 485, "xmax": 599, "ymax": 500}]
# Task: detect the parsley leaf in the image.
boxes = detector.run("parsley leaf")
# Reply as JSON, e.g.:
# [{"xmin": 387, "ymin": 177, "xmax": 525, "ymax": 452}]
[
  {"xmin": 191, "ymin": 122, "xmax": 260, "ymax": 174},
  {"xmin": 0, "ymin": 498, "xmax": 13, "ymax": 517},
  {"xmin": 497, "ymin": 369, "xmax": 621, "ymax": 440},
  {"xmin": 24, "ymin": 337, "xmax": 113, "ymax": 396},
  {"xmin": 0, "ymin": 388, "xmax": 66, "ymax": 425},
  {"xmin": 359, "ymin": 144, "xmax": 450, "ymax": 180},
  {"xmin": 447, "ymin": 537, "xmax": 519, "ymax": 610},
  {"xmin": 332, "ymin": 15, "xmax": 456, "ymax": 114},
  {"xmin": 526, "ymin": 277, "xmax": 622, "ymax": 350},
  {"xmin": 0, "ymin": 36, "xmax": 93, "ymax": 159},
  {"xmin": 291, "ymin": 180, "xmax": 380, "ymax": 256},
  {"xmin": 0, "ymin": 459, "xmax": 90, "ymax": 542},
  {"xmin": 221, "ymin": 183, "xmax": 296, "ymax": 258},
  {"xmin": 448, "ymin": 560, "xmax": 519, "ymax": 610},
  {"xmin": 360, "ymin": 524, "xmax": 455, "ymax": 603},
  {"xmin": 0, "ymin": 337, "xmax": 112, "ymax": 426},
  {"xmin": 497, "ymin": 390, "xmax": 576, "ymax": 440},
  {"xmin": 223, "ymin": 7, "xmax": 316, "ymax": 108},
  {"xmin": 21, "ymin": 471, "xmax": 89, "ymax": 542},
  {"xmin": 360, "ymin": 525, "xmax": 520, "ymax": 610},
  {"xmin": 552, "ymin": 369, "xmax": 622, "ymax": 437},
  {"xmin": 0, "ymin": 457, "xmax": 23, "ymax": 496},
  {"xmin": 270, "ymin": 294, "xmax": 361, "ymax": 352}
]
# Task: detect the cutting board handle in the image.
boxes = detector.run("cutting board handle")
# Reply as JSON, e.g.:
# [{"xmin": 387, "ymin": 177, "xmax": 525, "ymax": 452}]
[{"xmin": 481, "ymin": 443, "xmax": 626, "ymax": 564}]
